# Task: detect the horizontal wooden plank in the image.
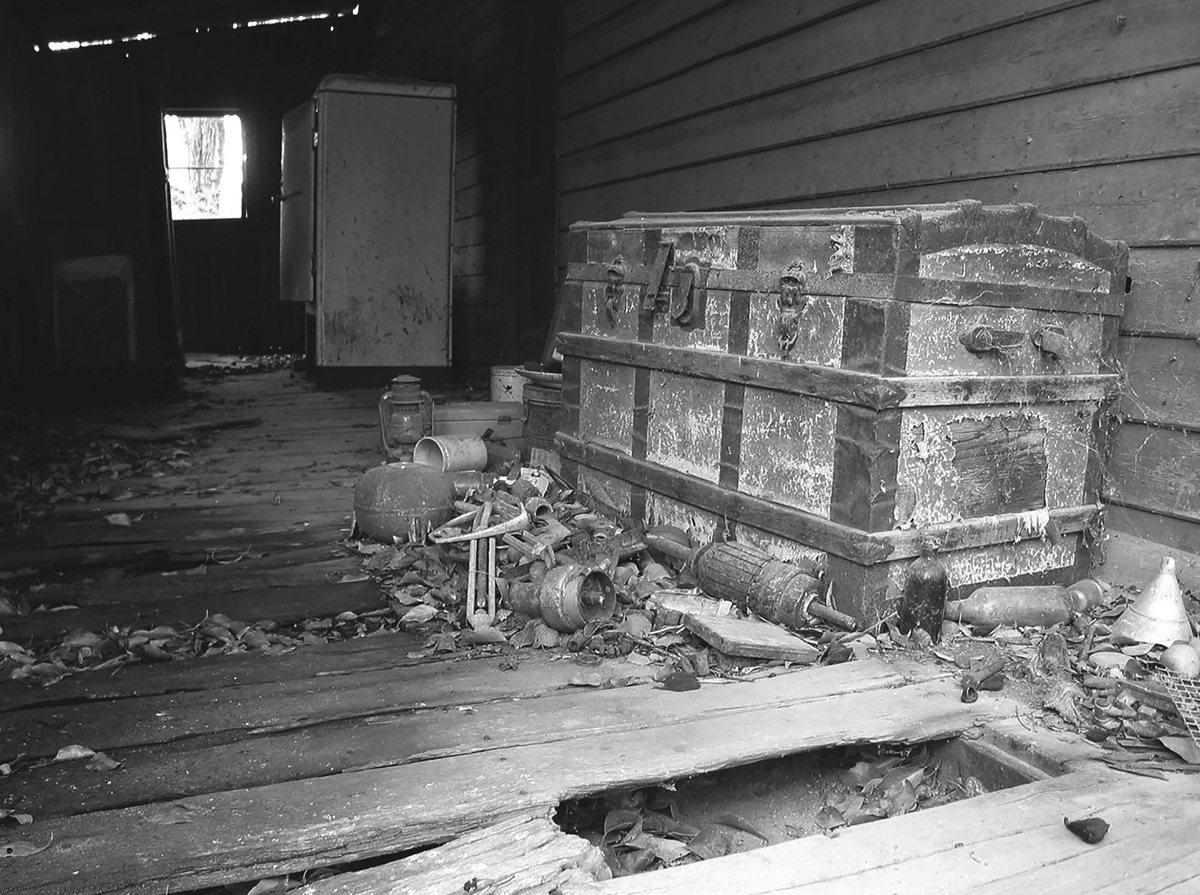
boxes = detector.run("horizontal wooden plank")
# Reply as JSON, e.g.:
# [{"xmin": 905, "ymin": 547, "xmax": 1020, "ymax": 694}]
[
  {"xmin": 561, "ymin": 0, "xmax": 641, "ymax": 41},
  {"xmin": 453, "ymin": 210, "xmax": 502, "ymax": 248},
  {"xmin": 453, "ymin": 243, "xmax": 500, "ymax": 277},
  {"xmin": 561, "ymin": 0, "xmax": 731, "ymax": 79},
  {"xmin": 0, "ymin": 629, "xmax": 429, "ymax": 715},
  {"xmin": 1097, "ymin": 528, "xmax": 1200, "ymax": 596},
  {"xmin": 7, "ymin": 659, "xmax": 914, "ymax": 819},
  {"xmin": 561, "ymin": 0, "xmax": 1198, "ymax": 172},
  {"xmin": 560, "ymin": 332, "xmax": 902, "ymax": 409},
  {"xmin": 455, "ymin": 182, "xmax": 499, "ymax": 220},
  {"xmin": 1106, "ymin": 422, "xmax": 1200, "ymax": 521},
  {"xmin": 298, "ymin": 814, "xmax": 606, "ymax": 895},
  {"xmin": 1105, "ymin": 503, "xmax": 1200, "ymax": 560},
  {"xmin": 875, "ymin": 504, "xmax": 1099, "ymax": 562},
  {"xmin": 559, "ymin": 0, "xmax": 1072, "ymax": 128},
  {"xmin": 746, "ymin": 156, "xmax": 1200, "ymax": 246},
  {"xmin": 420, "ymin": 0, "xmax": 503, "ymax": 58},
  {"xmin": 569, "ymin": 770, "xmax": 1200, "ymax": 895},
  {"xmin": 895, "ymin": 375, "xmax": 1114, "ymax": 408},
  {"xmin": 560, "ymin": 67, "xmax": 1200, "ymax": 226},
  {"xmin": 27, "ymin": 554, "xmax": 360, "ymax": 607},
  {"xmin": 560, "ymin": 332, "xmax": 1115, "ymax": 408},
  {"xmin": 1123, "ymin": 246, "xmax": 1200, "ymax": 336},
  {"xmin": 0, "ymin": 518, "xmax": 353, "ymax": 575},
  {"xmin": 48, "ymin": 488, "xmax": 356, "ymax": 520},
  {"xmin": 560, "ymin": 433, "xmax": 1101, "ymax": 564},
  {"xmin": 566, "ymin": 262, "xmax": 1124, "ymax": 315},
  {"xmin": 0, "ymin": 652, "xmax": 652, "ymax": 761},
  {"xmin": 1, "ymin": 578, "xmax": 379, "ymax": 642},
  {"xmin": 560, "ymin": 432, "xmax": 888, "ymax": 562},
  {"xmin": 1117, "ymin": 334, "xmax": 1200, "ymax": 430},
  {"xmin": 4, "ymin": 660, "xmax": 1006, "ymax": 895}
]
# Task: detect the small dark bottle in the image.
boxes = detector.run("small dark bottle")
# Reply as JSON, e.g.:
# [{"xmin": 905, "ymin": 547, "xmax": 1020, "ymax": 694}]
[{"xmin": 898, "ymin": 537, "xmax": 948, "ymax": 641}]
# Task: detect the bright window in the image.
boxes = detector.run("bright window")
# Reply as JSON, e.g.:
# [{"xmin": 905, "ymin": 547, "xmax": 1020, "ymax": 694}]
[{"xmin": 164, "ymin": 114, "xmax": 244, "ymax": 220}]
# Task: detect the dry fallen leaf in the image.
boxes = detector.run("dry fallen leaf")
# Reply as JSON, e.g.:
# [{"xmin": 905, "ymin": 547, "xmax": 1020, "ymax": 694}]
[
  {"xmin": 401, "ymin": 605, "xmax": 438, "ymax": 625},
  {"xmin": 104, "ymin": 513, "xmax": 132, "ymax": 527},
  {"xmin": 86, "ymin": 752, "xmax": 122, "ymax": 772},
  {"xmin": 247, "ymin": 878, "xmax": 290, "ymax": 895},
  {"xmin": 53, "ymin": 744, "xmax": 96, "ymax": 762},
  {"xmin": 1, "ymin": 833, "xmax": 53, "ymax": 858}
]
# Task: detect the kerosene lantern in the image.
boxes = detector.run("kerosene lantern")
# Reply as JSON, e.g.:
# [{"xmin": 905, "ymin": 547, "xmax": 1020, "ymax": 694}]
[{"xmin": 378, "ymin": 375, "xmax": 433, "ymax": 461}]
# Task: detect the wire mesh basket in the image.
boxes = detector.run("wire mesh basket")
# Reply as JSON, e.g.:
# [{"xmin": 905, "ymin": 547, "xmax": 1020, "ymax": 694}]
[{"xmin": 1158, "ymin": 671, "xmax": 1200, "ymax": 748}]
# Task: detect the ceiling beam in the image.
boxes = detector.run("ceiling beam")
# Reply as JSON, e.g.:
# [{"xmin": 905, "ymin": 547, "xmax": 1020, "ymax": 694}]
[{"xmin": 20, "ymin": 0, "xmax": 356, "ymax": 43}]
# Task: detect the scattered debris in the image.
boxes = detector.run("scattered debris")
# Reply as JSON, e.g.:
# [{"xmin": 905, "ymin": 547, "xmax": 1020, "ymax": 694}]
[
  {"xmin": 1064, "ymin": 816, "xmax": 1109, "ymax": 844},
  {"xmin": 683, "ymin": 615, "xmax": 820, "ymax": 664}
]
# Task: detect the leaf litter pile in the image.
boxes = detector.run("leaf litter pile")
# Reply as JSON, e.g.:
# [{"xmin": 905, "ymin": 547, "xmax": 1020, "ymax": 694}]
[
  {"xmin": 556, "ymin": 741, "xmax": 992, "ymax": 877},
  {"xmin": 0, "ymin": 411, "xmax": 199, "ymax": 539}
]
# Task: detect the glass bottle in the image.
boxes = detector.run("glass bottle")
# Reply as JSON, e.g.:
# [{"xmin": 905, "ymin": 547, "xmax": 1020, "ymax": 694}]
[{"xmin": 898, "ymin": 537, "xmax": 948, "ymax": 641}]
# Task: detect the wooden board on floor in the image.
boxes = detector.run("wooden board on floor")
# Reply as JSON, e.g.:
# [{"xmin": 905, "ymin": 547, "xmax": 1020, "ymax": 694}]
[
  {"xmin": 0, "ymin": 517, "xmax": 353, "ymax": 575},
  {"xmin": 0, "ymin": 578, "xmax": 382, "ymax": 642},
  {"xmin": 562, "ymin": 769, "xmax": 1200, "ymax": 894},
  {"xmin": 296, "ymin": 813, "xmax": 609, "ymax": 895},
  {"xmin": 684, "ymin": 615, "xmax": 820, "ymax": 663},
  {"xmin": 1, "ymin": 658, "xmax": 1010, "ymax": 895},
  {"xmin": 0, "ymin": 628, "xmax": 428, "ymax": 713},
  {"xmin": 0, "ymin": 649, "xmax": 656, "ymax": 759},
  {"xmin": 25, "ymin": 554, "xmax": 364, "ymax": 609},
  {"xmin": 3, "ymin": 658, "xmax": 910, "ymax": 819}
]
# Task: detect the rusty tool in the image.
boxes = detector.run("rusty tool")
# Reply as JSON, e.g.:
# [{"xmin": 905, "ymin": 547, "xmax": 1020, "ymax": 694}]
[
  {"xmin": 961, "ymin": 658, "xmax": 1007, "ymax": 703},
  {"xmin": 644, "ymin": 534, "xmax": 859, "ymax": 631}
]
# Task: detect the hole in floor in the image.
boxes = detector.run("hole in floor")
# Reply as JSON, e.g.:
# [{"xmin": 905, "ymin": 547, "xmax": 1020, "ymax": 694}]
[
  {"xmin": 555, "ymin": 734, "xmax": 1058, "ymax": 877},
  {"xmin": 185, "ymin": 734, "xmax": 1063, "ymax": 893}
]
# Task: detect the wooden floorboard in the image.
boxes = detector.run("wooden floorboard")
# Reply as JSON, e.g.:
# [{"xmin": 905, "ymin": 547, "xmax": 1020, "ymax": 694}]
[
  {"xmin": 1, "ymin": 658, "xmax": 1006, "ymax": 895},
  {"xmin": 0, "ymin": 657, "xmax": 916, "ymax": 819},
  {"xmin": 4, "ymin": 367, "xmax": 1184, "ymax": 895},
  {"xmin": 565, "ymin": 769, "xmax": 1200, "ymax": 894},
  {"xmin": 0, "ymin": 628, "xmax": 428, "ymax": 713}
]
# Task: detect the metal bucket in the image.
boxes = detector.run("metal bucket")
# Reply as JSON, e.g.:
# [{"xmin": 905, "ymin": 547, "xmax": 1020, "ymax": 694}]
[{"xmin": 490, "ymin": 365, "xmax": 525, "ymax": 403}]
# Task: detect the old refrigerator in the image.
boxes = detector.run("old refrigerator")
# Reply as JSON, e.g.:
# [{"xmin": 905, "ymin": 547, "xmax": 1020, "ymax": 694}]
[
  {"xmin": 280, "ymin": 75, "xmax": 454, "ymax": 382},
  {"xmin": 556, "ymin": 201, "xmax": 1128, "ymax": 624}
]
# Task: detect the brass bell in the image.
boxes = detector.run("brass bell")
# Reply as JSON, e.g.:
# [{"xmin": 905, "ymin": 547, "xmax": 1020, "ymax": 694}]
[{"xmin": 1111, "ymin": 556, "xmax": 1193, "ymax": 647}]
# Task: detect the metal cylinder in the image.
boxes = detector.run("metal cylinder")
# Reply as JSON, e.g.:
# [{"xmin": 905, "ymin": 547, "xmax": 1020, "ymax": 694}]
[
  {"xmin": 537, "ymin": 566, "xmax": 617, "ymax": 632},
  {"xmin": 413, "ymin": 434, "xmax": 489, "ymax": 473}
]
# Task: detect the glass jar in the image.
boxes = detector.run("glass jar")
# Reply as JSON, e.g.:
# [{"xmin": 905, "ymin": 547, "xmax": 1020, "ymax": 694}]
[{"xmin": 378, "ymin": 375, "xmax": 433, "ymax": 461}]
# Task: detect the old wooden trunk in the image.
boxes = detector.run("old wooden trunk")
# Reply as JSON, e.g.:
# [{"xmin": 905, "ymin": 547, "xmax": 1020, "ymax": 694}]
[{"xmin": 555, "ymin": 201, "xmax": 1128, "ymax": 624}]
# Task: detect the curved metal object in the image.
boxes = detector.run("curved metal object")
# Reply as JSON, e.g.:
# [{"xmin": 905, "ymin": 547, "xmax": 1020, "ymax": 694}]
[
  {"xmin": 671, "ymin": 261, "xmax": 702, "ymax": 325},
  {"xmin": 959, "ymin": 324, "xmax": 1026, "ymax": 354},
  {"xmin": 604, "ymin": 262, "xmax": 625, "ymax": 328},
  {"xmin": 1112, "ymin": 556, "xmax": 1192, "ymax": 647},
  {"xmin": 776, "ymin": 271, "xmax": 808, "ymax": 358},
  {"xmin": 1031, "ymin": 324, "xmax": 1074, "ymax": 359}
]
